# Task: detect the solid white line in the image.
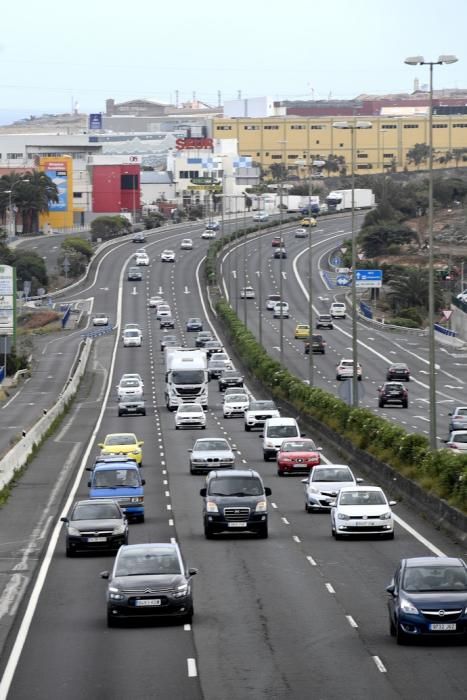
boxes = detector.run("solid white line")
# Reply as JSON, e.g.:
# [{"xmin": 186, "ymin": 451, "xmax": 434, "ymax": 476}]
[
  {"xmin": 372, "ymin": 656, "xmax": 387, "ymax": 673},
  {"xmin": 184, "ymin": 624, "xmax": 191, "ymax": 631},
  {"xmin": 392, "ymin": 514, "xmax": 445, "ymax": 556},
  {"xmin": 346, "ymin": 615, "xmax": 358, "ymax": 628},
  {"xmin": 306, "ymin": 555, "xmax": 317, "ymax": 566},
  {"xmin": 187, "ymin": 658, "xmax": 198, "ymax": 677},
  {"xmin": 325, "ymin": 582, "xmax": 335, "ymax": 594}
]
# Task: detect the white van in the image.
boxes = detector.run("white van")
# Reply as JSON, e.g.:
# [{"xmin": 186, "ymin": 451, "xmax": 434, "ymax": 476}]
[
  {"xmin": 261, "ymin": 417, "xmax": 302, "ymax": 461},
  {"xmin": 330, "ymin": 302, "xmax": 346, "ymax": 319}
]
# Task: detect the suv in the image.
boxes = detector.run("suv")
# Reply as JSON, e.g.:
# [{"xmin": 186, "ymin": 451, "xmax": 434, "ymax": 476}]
[
  {"xmin": 336, "ymin": 358, "xmax": 362, "ymax": 381},
  {"xmin": 330, "ymin": 302, "xmax": 346, "ymax": 319},
  {"xmin": 316, "ymin": 314, "xmax": 333, "ymax": 330},
  {"xmin": 378, "ymin": 382, "xmax": 408, "ymax": 408},
  {"xmin": 218, "ymin": 369, "xmax": 244, "ymax": 392},
  {"xmin": 118, "ymin": 398, "xmax": 146, "ymax": 417},
  {"xmin": 200, "ymin": 469, "xmax": 272, "ymax": 538},
  {"xmin": 127, "ymin": 267, "xmax": 142, "ymax": 281},
  {"xmin": 266, "ymin": 294, "xmax": 281, "ymax": 310},
  {"xmin": 244, "ymin": 400, "xmax": 280, "ymax": 431},
  {"xmin": 304, "ymin": 334, "xmax": 325, "ymax": 354}
]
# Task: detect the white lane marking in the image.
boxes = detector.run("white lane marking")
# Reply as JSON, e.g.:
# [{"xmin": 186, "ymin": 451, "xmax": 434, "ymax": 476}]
[
  {"xmin": 166, "ymin": 504, "xmax": 172, "ymax": 511},
  {"xmin": 165, "ymin": 491, "xmax": 170, "ymax": 497},
  {"xmin": 184, "ymin": 624, "xmax": 191, "ymax": 631},
  {"xmin": 392, "ymin": 514, "xmax": 446, "ymax": 556},
  {"xmin": 169, "ymin": 519, "xmax": 174, "ymax": 526},
  {"xmin": 292, "ymin": 535, "xmax": 301, "ymax": 543},
  {"xmin": 271, "ymin": 502, "xmax": 278, "ymax": 509},
  {"xmin": 325, "ymin": 582, "xmax": 335, "ymax": 594},
  {"xmin": 187, "ymin": 658, "xmax": 198, "ymax": 677},
  {"xmin": 281, "ymin": 517, "xmax": 290, "ymax": 525},
  {"xmin": 306, "ymin": 555, "xmax": 317, "ymax": 566},
  {"xmin": 170, "ymin": 537, "xmax": 177, "ymax": 544},
  {"xmin": 346, "ymin": 615, "xmax": 358, "ymax": 628},
  {"xmin": 373, "ymin": 656, "xmax": 387, "ymax": 673}
]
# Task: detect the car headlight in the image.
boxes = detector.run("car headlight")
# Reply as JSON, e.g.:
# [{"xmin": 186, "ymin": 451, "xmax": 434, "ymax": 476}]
[
  {"xmin": 280, "ymin": 457, "xmax": 293, "ymax": 463},
  {"xmin": 130, "ymin": 496, "xmax": 143, "ymax": 503},
  {"xmin": 337, "ymin": 512, "xmax": 351, "ymax": 520},
  {"xmin": 173, "ymin": 582, "xmax": 189, "ymax": 598},
  {"xmin": 206, "ymin": 501, "xmax": 219, "ymax": 513},
  {"xmin": 380, "ymin": 512, "xmax": 392, "ymax": 520},
  {"xmin": 307, "ymin": 487, "xmax": 319, "ymax": 494},
  {"xmin": 67, "ymin": 526, "xmax": 81, "ymax": 536},
  {"xmin": 255, "ymin": 500, "xmax": 267, "ymax": 513},
  {"xmin": 113, "ymin": 524, "xmax": 127, "ymax": 535},
  {"xmin": 109, "ymin": 587, "xmax": 125, "ymax": 601},
  {"xmin": 400, "ymin": 598, "xmax": 418, "ymax": 614},
  {"xmin": 265, "ymin": 440, "xmax": 276, "ymax": 448}
]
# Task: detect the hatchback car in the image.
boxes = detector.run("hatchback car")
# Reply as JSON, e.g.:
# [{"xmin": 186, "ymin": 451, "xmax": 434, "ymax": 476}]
[
  {"xmin": 186, "ymin": 317, "xmax": 203, "ymax": 332},
  {"xmin": 118, "ymin": 397, "xmax": 146, "ymax": 417},
  {"xmin": 61, "ymin": 499, "xmax": 128, "ymax": 556},
  {"xmin": 331, "ymin": 486, "xmax": 396, "ymax": 539},
  {"xmin": 240, "ymin": 286, "xmax": 255, "ymax": 299},
  {"xmin": 266, "ymin": 294, "xmax": 281, "ymax": 310},
  {"xmin": 305, "ymin": 334, "xmax": 326, "ymax": 354},
  {"xmin": 201, "ymin": 229, "xmax": 216, "ymax": 239},
  {"xmin": 271, "ymin": 236, "xmax": 282, "ymax": 247},
  {"xmin": 205, "ymin": 220, "xmax": 220, "ymax": 231},
  {"xmin": 135, "ymin": 253, "xmax": 149, "ymax": 266},
  {"xmin": 98, "ymin": 432, "xmax": 144, "ymax": 465},
  {"xmin": 300, "ymin": 217, "xmax": 317, "ymax": 227},
  {"xmin": 449, "ymin": 406, "xmax": 467, "ymax": 432},
  {"xmin": 276, "ymin": 438, "xmax": 321, "ymax": 476},
  {"xmin": 122, "ymin": 329, "xmax": 142, "ymax": 347},
  {"xmin": 444, "ymin": 430, "xmax": 467, "ymax": 453},
  {"xmin": 336, "ymin": 358, "xmax": 362, "ymax": 380},
  {"xmin": 160, "ymin": 249, "xmax": 175, "ymax": 262},
  {"xmin": 218, "ymin": 369, "xmax": 244, "ymax": 392},
  {"xmin": 117, "ymin": 377, "xmax": 144, "ymax": 402},
  {"xmin": 273, "ymin": 247, "xmax": 287, "ymax": 259},
  {"xmin": 273, "ymin": 302, "xmax": 289, "ymax": 318},
  {"xmin": 244, "ymin": 400, "xmax": 280, "ymax": 431},
  {"xmin": 92, "ymin": 314, "xmax": 109, "ymax": 326},
  {"xmin": 330, "ymin": 302, "xmax": 346, "ymax": 319},
  {"xmin": 253, "ymin": 211, "xmax": 269, "ymax": 222},
  {"xmin": 175, "ymin": 403, "xmax": 206, "ymax": 430},
  {"xmin": 223, "ymin": 393, "xmax": 250, "ymax": 418},
  {"xmin": 189, "ymin": 437, "xmax": 235, "ymax": 474},
  {"xmin": 386, "ymin": 556, "xmax": 467, "ymax": 644},
  {"xmin": 180, "ymin": 238, "xmax": 193, "ymax": 250},
  {"xmin": 127, "ymin": 267, "xmax": 142, "ymax": 281},
  {"xmin": 207, "ymin": 354, "xmax": 232, "ymax": 379},
  {"xmin": 316, "ymin": 314, "xmax": 333, "ymax": 330},
  {"xmin": 160, "ymin": 334, "xmax": 179, "ymax": 351},
  {"xmin": 195, "ymin": 331, "xmax": 213, "ymax": 347},
  {"xmin": 156, "ymin": 304, "xmax": 171, "ymax": 319},
  {"xmin": 149, "ymin": 295, "xmax": 164, "ymax": 308},
  {"xmin": 294, "ymin": 228, "xmax": 307, "ymax": 238},
  {"xmin": 200, "ymin": 469, "xmax": 271, "ymax": 538},
  {"xmin": 386, "ymin": 362, "xmax": 410, "ymax": 381},
  {"xmin": 294, "ymin": 324, "xmax": 310, "ymax": 340},
  {"xmin": 160, "ymin": 315, "xmax": 175, "ymax": 329},
  {"xmin": 378, "ymin": 382, "xmax": 408, "ymax": 408},
  {"xmin": 132, "ymin": 232, "xmax": 146, "ymax": 243},
  {"xmin": 101, "ymin": 542, "xmax": 197, "ymax": 626},
  {"xmin": 302, "ymin": 464, "xmax": 362, "ymax": 512}
]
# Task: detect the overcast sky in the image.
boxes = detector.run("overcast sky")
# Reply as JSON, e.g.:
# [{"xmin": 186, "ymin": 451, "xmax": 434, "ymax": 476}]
[{"xmin": 0, "ymin": 0, "xmax": 465, "ymax": 123}]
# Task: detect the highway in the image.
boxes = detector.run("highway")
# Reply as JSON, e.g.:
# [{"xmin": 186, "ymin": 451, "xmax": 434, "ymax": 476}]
[{"xmin": 0, "ymin": 216, "xmax": 466, "ymax": 699}]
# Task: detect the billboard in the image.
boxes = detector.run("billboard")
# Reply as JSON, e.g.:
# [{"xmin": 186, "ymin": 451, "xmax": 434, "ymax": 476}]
[
  {"xmin": 0, "ymin": 265, "xmax": 16, "ymax": 338},
  {"xmin": 39, "ymin": 156, "xmax": 73, "ymax": 229},
  {"xmin": 89, "ymin": 113, "xmax": 103, "ymax": 130}
]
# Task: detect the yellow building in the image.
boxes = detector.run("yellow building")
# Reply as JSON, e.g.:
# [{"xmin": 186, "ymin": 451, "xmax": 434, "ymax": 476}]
[
  {"xmin": 38, "ymin": 155, "xmax": 74, "ymax": 231},
  {"xmin": 213, "ymin": 115, "xmax": 467, "ymax": 175}
]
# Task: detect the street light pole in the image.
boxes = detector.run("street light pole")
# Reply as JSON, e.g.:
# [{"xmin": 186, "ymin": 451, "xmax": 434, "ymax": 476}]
[
  {"xmin": 243, "ymin": 201, "xmax": 248, "ymax": 327},
  {"xmin": 132, "ymin": 174, "xmax": 137, "ymax": 224},
  {"xmin": 332, "ymin": 121, "xmax": 372, "ymax": 407},
  {"xmin": 258, "ymin": 194, "xmax": 263, "ymax": 348},
  {"xmin": 405, "ymin": 54, "xmax": 458, "ymax": 450},
  {"xmin": 5, "ymin": 178, "xmax": 30, "ymax": 237},
  {"xmin": 308, "ymin": 166, "xmax": 314, "ymax": 386},
  {"xmin": 278, "ymin": 139, "xmax": 287, "ymax": 365}
]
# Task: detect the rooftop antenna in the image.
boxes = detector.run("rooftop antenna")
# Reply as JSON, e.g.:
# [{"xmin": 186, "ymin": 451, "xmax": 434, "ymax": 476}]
[
  {"xmin": 218, "ymin": 90, "xmax": 221, "ymax": 107},
  {"xmin": 175, "ymin": 90, "xmax": 179, "ymax": 107},
  {"xmin": 238, "ymin": 90, "xmax": 242, "ymax": 100}
]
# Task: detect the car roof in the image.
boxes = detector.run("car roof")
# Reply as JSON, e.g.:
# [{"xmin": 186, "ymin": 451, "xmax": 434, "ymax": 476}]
[
  {"xmin": 73, "ymin": 499, "xmax": 121, "ymax": 507},
  {"xmin": 265, "ymin": 417, "xmax": 297, "ymax": 425},
  {"xmin": 313, "ymin": 464, "xmax": 351, "ymax": 471},
  {"xmin": 403, "ymin": 556, "xmax": 466, "ymax": 568},
  {"xmin": 119, "ymin": 542, "xmax": 179, "ymax": 554},
  {"xmin": 94, "ymin": 461, "xmax": 139, "ymax": 471},
  {"xmin": 206, "ymin": 468, "xmax": 261, "ymax": 479},
  {"xmin": 339, "ymin": 485, "xmax": 383, "ymax": 493}
]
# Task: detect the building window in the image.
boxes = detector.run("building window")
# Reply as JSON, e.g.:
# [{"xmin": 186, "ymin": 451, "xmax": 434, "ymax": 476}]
[
  {"xmin": 271, "ymin": 155, "xmax": 282, "ymax": 160},
  {"xmin": 383, "ymin": 153, "xmax": 393, "ymax": 158},
  {"xmin": 403, "ymin": 124, "xmax": 419, "ymax": 129},
  {"xmin": 6, "ymin": 153, "xmax": 23, "ymax": 159},
  {"xmin": 216, "ymin": 125, "xmax": 232, "ymax": 131},
  {"xmin": 265, "ymin": 152, "xmax": 269, "ymax": 156},
  {"xmin": 339, "ymin": 143, "xmax": 344, "ymax": 147},
  {"xmin": 357, "ymin": 164, "xmax": 373, "ymax": 169},
  {"xmin": 244, "ymin": 125, "xmax": 260, "ymax": 130},
  {"xmin": 433, "ymin": 124, "xmax": 448, "ymax": 128},
  {"xmin": 264, "ymin": 125, "xmax": 279, "ymax": 130},
  {"xmin": 179, "ymin": 170, "xmax": 200, "ymax": 179},
  {"xmin": 315, "ymin": 140, "xmax": 320, "ymax": 144},
  {"xmin": 288, "ymin": 155, "xmax": 298, "ymax": 159},
  {"xmin": 357, "ymin": 153, "xmax": 368, "ymax": 158},
  {"xmin": 381, "ymin": 124, "xmax": 397, "ymax": 129},
  {"xmin": 73, "ymin": 192, "xmax": 83, "ymax": 198},
  {"xmin": 291, "ymin": 125, "xmax": 305, "ymax": 130},
  {"xmin": 453, "ymin": 123, "xmax": 467, "ymax": 128},
  {"xmin": 310, "ymin": 125, "xmax": 323, "ymax": 130}
]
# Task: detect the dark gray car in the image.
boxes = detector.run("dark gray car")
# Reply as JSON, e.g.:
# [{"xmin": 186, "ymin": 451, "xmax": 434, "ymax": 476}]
[{"xmin": 61, "ymin": 499, "xmax": 128, "ymax": 556}]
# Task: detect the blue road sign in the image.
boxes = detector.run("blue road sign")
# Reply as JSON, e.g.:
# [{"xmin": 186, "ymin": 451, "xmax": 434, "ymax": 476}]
[
  {"xmin": 355, "ymin": 269, "xmax": 383, "ymax": 287},
  {"xmin": 336, "ymin": 275, "xmax": 351, "ymax": 287},
  {"xmin": 331, "ymin": 256, "xmax": 342, "ymax": 267}
]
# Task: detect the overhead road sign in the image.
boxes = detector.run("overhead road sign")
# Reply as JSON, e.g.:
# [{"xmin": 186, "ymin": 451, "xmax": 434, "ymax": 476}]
[{"xmin": 355, "ymin": 270, "xmax": 382, "ymax": 288}]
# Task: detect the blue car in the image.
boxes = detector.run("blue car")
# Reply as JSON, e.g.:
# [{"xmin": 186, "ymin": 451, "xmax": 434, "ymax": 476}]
[
  {"xmin": 387, "ymin": 556, "xmax": 467, "ymax": 644},
  {"xmin": 205, "ymin": 221, "xmax": 219, "ymax": 231},
  {"xmin": 87, "ymin": 457, "xmax": 145, "ymax": 523}
]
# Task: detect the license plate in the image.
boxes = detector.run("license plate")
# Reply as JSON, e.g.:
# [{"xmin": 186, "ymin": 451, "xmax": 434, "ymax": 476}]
[
  {"xmin": 360, "ymin": 521, "xmax": 376, "ymax": 527},
  {"xmin": 429, "ymin": 623, "xmax": 456, "ymax": 631},
  {"xmin": 87, "ymin": 536, "xmax": 107, "ymax": 543},
  {"xmin": 228, "ymin": 522, "xmax": 247, "ymax": 528},
  {"xmin": 135, "ymin": 599, "xmax": 161, "ymax": 607},
  {"xmin": 127, "ymin": 407, "xmax": 137, "ymax": 412}
]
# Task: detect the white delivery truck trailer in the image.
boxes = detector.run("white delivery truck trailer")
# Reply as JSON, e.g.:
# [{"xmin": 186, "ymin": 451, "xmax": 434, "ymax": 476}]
[
  {"xmin": 165, "ymin": 348, "xmax": 208, "ymax": 411},
  {"xmin": 325, "ymin": 189, "xmax": 375, "ymax": 212}
]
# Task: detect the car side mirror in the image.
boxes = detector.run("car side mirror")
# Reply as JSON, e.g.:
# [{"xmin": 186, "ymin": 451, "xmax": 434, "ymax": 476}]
[
  {"xmin": 87, "ymin": 480, "xmax": 92, "ymax": 487},
  {"xmin": 60, "ymin": 517, "xmax": 69, "ymax": 523},
  {"xmin": 188, "ymin": 449, "xmax": 193, "ymax": 452},
  {"xmin": 301, "ymin": 478, "xmax": 308, "ymax": 484},
  {"xmin": 386, "ymin": 583, "xmax": 395, "ymax": 595},
  {"xmin": 139, "ymin": 441, "xmax": 144, "ymax": 446},
  {"xmin": 100, "ymin": 571, "xmax": 110, "ymax": 580},
  {"xmin": 259, "ymin": 434, "xmax": 264, "ymax": 438},
  {"xmin": 141, "ymin": 479, "xmax": 146, "ymax": 486},
  {"xmin": 317, "ymin": 447, "xmax": 323, "ymax": 451},
  {"xmin": 378, "ymin": 386, "xmax": 382, "ymax": 390},
  {"xmin": 443, "ymin": 439, "xmax": 448, "ymax": 443},
  {"xmin": 97, "ymin": 443, "xmax": 103, "ymax": 449},
  {"xmin": 389, "ymin": 500, "xmax": 397, "ymax": 506},
  {"xmin": 188, "ymin": 567, "xmax": 198, "ymax": 577},
  {"xmin": 448, "ymin": 412, "xmax": 452, "ymax": 416},
  {"xmin": 264, "ymin": 487, "xmax": 272, "ymax": 497},
  {"xmin": 300, "ymin": 432, "xmax": 306, "ymax": 437},
  {"xmin": 200, "ymin": 488, "xmax": 207, "ymax": 497},
  {"xmin": 85, "ymin": 466, "xmax": 93, "ymax": 471},
  {"xmin": 356, "ymin": 477, "xmax": 364, "ymax": 483}
]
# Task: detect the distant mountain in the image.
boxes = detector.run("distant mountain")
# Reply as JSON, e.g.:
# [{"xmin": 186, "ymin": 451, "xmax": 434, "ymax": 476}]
[{"xmin": 0, "ymin": 108, "xmax": 68, "ymax": 126}]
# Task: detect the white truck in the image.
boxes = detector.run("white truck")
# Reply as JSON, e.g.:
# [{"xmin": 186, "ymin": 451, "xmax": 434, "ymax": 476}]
[
  {"xmin": 325, "ymin": 189, "xmax": 375, "ymax": 212},
  {"xmin": 284, "ymin": 195, "xmax": 308, "ymax": 212},
  {"xmin": 165, "ymin": 348, "xmax": 208, "ymax": 411}
]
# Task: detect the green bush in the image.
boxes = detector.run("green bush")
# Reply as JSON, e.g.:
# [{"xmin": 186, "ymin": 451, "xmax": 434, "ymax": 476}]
[
  {"xmin": 90, "ymin": 216, "xmax": 131, "ymax": 242},
  {"xmin": 388, "ymin": 317, "xmax": 420, "ymax": 328}
]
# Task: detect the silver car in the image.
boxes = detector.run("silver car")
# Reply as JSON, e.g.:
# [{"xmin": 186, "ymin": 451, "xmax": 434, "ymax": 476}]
[
  {"xmin": 302, "ymin": 464, "xmax": 362, "ymax": 512},
  {"xmin": 175, "ymin": 404, "xmax": 207, "ymax": 430},
  {"xmin": 188, "ymin": 437, "xmax": 235, "ymax": 474},
  {"xmin": 223, "ymin": 393, "xmax": 249, "ymax": 418},
  {"xmin": 117, "ymin": 378, "xmax": 144, "ymax": 402}
]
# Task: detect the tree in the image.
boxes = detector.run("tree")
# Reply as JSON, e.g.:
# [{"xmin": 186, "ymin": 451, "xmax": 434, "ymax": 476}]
[
  {"xmin": 12, "ymin": 249, "xmax": 48, "ymax": 294},
  {"xmin": 61, "ymin": 237, "xmax": 93, "ymax": 261},
  {"xmin": 386, "ymin": 267, "xmax": 443, "ymax": 315},
  {"xmin": 359, "ymin": 222, "xmax": 416, "ymax": 257},
  {"xmin": 324, "ymin": 155, "xmax": 339, "ymax": 176},
  {"xmin": 269, "ymin": 163, "xmax": 287, "ymax": 182},
  {"xmin": 406, "ymin": 143, "xmax": 430, "ymax": 169},
  {"xmin": 90, "ymin": 215, "xmax": 131, "ymax": 242},
  {"xmin": 453, "ymin": 148, "xmax": 467, "ymax": 168},
  {"xmin": 15, "ymin": 171, "xmax": 59, "ymax": 233}
]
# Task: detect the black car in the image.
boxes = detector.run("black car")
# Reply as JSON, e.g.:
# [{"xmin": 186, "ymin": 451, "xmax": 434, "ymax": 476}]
[
  {"xmin": 218, "ymin": 369, "xmax": 244, "ymax": 392},
  {"xmin": 118, "ymin": 398, "xmax": 146, "ymax": 417},
  {"xmin": 304, "ymin": 335, "xmax": 326, "ymax": 354},
  {"xmin": 386, "ymin": 556, "xmax": 467, "ymax": 644},
  {"xmin": 200, "ymin": 469, "xmax": 271, "ymax": 539},
  {"xmin": 160, "ymin": 334, "xmax": 179, "ymax": 351},
  {"xmin": 132, "ymin": 232, "xmax": 146, "ymax": 243},
  {"xmin": 378, "ymin": 382, "xmax": 408, "ymax": 408},
  {"xmin": 186, "ymin": 317, "xmax": 203, "ymax": 332},
  {"xmin": 127, "ymin": 267, "xmax": 142, "ymax": 281},
  {"xmin": 387, "ymin": 363, "xmax": 410, "ymax": 381},
  {"xmin": 204, "ymin": 340, "xmax": 223, "ymax": 358},
  {"xmin": 61, "ymin": 499, "xmax": 128, "ymax": 556},
  {"xmin": 273, "ymin": 247, "xmax": 287, "ymax": 259},
  {"xmin": 316, "ymin": 314, "xmax": 334, "ymax": 330},
  {"xmin": 195, "ymin": 331, "xmax": 213, "ymax": 347},
  {"xmin": 101, "ymin": 543, "xmax": 197, "ymax": 627},
  {"xmin": 160, "ymin": 316, "xmax": 175, "ymax": 329}
]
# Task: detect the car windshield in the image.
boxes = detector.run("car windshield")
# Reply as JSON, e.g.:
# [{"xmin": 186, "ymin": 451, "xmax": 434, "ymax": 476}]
[
  {"xmin": 391, "ymin": 364, "xmax": 408, "ymax": 369},
  {"xmin": 312, "ymin": 468, "xmax": 353, "ymax": 482},
  {"xmin": 249, "ymin": 401, "xmax": 276, "ymax": 411},
  {"xmin": 172, "ymin": 370, "xmax": 205, "ymax": 385},
  {"xmin": 124, "ymin": 331, "xmax": 140, "ymax": 337},
  {"xmin": 281, "ymin": 440, "xmax": 316, "ymax": 452},
  {"xmin": 339, "ymin": 490, "xmax": 385, "ymax": 505},
  {"xmin": 116, "ymin": 548, "xmax": 181, "ymax": 576},
  {"xmin": 72, "ymin": 504, "xmax": 121, "ymax": 520},
  {"xmin": 105, "ymin": 435, "xmax": 137, "ymax": 446},
  {"xmin": 267, "ymin": 426, "xmax": 298, "ymax": 438},
  {"xmin": 208, "ymin": 476, "xmax": 263, "ymax": 497},
  {"xmin": 402, "ymin": 566, "xmax": 467, "ymax": 592},
  {"xmin": 195, "ymin": 440, "xmax": 229, "ymax": 451},
  {"xmin": 226, "ymin": 395, "xmax": 248, "ymax": 403},
  {"xmin": 188, "ymin": 318, "xmax": 200, "ymax": 324},
  {"xmin": 452, "ymin": 433, "xmax": 467, "ymax": 443},
  {"xmin": 179, "ymin": 405, "xmax": 202, "ymax": 413},
  {"xmin": 93, "ymin": 469, "xmax": 140, "ymax": 488},
  {"xmin": 120, "ymin": 380, "xmax": 139, "ymax": 387}
]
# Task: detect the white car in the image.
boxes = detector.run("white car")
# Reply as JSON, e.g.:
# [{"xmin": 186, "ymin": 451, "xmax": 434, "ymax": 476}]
[
  {"xmin": 180, "ymin": 238, "xmax": 193, "ymax": 250},
  {"xmin": 160, "ymin": 249, "xmax": 176, "ymax": 262},
  {"xmin": 223, "ymin": 393, "xmax": 250, "ymax": 418},
  {"xmin": 122, "ymin": 323, "xmax": 142, "ymax": 339},
  {"xmin": 117, "ymin": 378, "xmax": 144, "ymax": 401},
  {"xmin": 92, "ymin": 314, "xmax": 109, "ymax": 326},
  {"xmin": 294, "ymin": 228, "xmax": 307, "ymax": 238},
  {"xmin": 175, "ymin": 403, "xmax": 206, "ymax": 430},
  {"xmin": 444, "ymin": 430, "xmax": 467, "ymax": 453},
  {"xmin": 149, "ymin": 296, "xmax": 164, "ymax": 308},
  {"xmin": 330, "ymin": 302, "xmax": 346, "ymax": 319},
  {"xmin": 240, "ymin": 286, "xmax": 255, "ymax": 299},
  {"xmin": 336, "ymin": 358, "xmax": 362, "ymax": 381},
  {"xmin": 201, "ymin": 230, "xmax": 216, "ymax": 239},
  {"xmin": 135, "ymin": 253, "xmax": 149, "ymax": 266},
  {"xmin": 266, "ymin": 294, "xmax": 281, "ymax": 310},
  {"xmin": 330, "ymin": 485, "xmax": 396, "ymax": 539},
  {"xmin": 207, "ymin": 353, "xmax": 232, "ymax": 378},
  {"xmin": 120, "ymin": 373, "xmax": 143, "ymax": 386},
  {"xmin": 122, "ymin": 329, "xmax": 142, "ymax": 347},
  {"xmin": 253, "ymin": 211, "xmax": 269, "ymax": 222},
  {"xmin": 156, "ymin": 304, "xmax": 171, "ymax": 319},
  {"xmin": 273, "ymin": 302, "xmax": 289, "ymax": 318},
  {"xmin": 244, "ymin": 400, "xmax": 280, "ymax": 431},
  {"xmin": 302, "ymin": 464, "xmax": 362, "ymax": 512}
]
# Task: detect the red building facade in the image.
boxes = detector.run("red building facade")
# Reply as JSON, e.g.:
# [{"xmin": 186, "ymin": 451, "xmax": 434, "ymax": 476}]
[{"xmin": 92, "ymin": 164, "xmax": 140, "ymax": 214}]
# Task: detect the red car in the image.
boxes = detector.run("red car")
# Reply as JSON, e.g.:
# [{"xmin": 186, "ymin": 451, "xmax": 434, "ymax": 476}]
[
  {"xmin": 271, "ymin": 236, "xmax": 282, "ymax": 247},
  {"xmin": 276, "ymin": 439, "xmax": 322, "ymax": 476}
]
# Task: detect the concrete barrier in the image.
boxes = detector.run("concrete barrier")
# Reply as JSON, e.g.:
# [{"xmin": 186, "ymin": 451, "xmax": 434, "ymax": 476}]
[{"xmin": 0, "ymin": 339, "xmax": 92, "ymax": 492}]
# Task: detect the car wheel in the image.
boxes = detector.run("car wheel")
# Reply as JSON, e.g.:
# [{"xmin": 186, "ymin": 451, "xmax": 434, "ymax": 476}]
[
  {"xmin": 66, "ymin": 546, "xmax": 75, "ymax": 558},
  {"xmin": 277, "ymin": 470, "xmax": 283, "ymax": 476},
  {"xmin": 257, "ymin": 524, "xmax": 268, "ymax": 538},
  {"xmin": 107, "ymin": 612, "xmax": 119, "ymax": 628},
  {"xmin": 204, "ymin": 525, "xmax": 214, "ymax": 539},
  {"xmin": 118, "ymin": 411, "xmax": 123, "ymax": 417},
  {"xmin": 175, "ymin": 425, "xmax": 179, "ymax": 430},
  {"xmin": 202, "ymin": 425, "xmax": 206, "ymax": 430},
  {"xmin": 396, "ymin": 623, "xmax": 407, "ymax": 645},
  {"xmin": 402, "ymin": 401, "xmax": 408, "ymax": 409},
  {"xmin": 379, "ymin": 400, "xmax": 385, "ymax": 408},
  {"xmin": 321, "ymin": 350, "xmax": 325, "ymax": 354},
  {"xmin": 141, "ymin": 410, "xmax": 146, "ymax": 416},
  {"xmin": 385, "ymin": 531, "xmax": 395, "ymax": 540},
  {"xmin": 336, "ymin": 375, "xmax": 340, "ymax": 381},
  {"xmin": 263, "ymin": 452, "xmax": 270, "ymax": 462},
  {"xmin": 245, "ymin": 424, "xmax": 251, "ymax": 432},
  {"xmin": 138, "ymin": 514, "xmax": 145, "ymax": 523},
  {"xmin": 183, "ymin": 606, "xmax": 194, "ymax": 624},
  {"xmin": 357, "ymin": 376, "xmax": 362, "ymax": 381},
  {"xmin": 305, "ymin": 504, "xmax": 312, "ymax": 513},
  {"xmin": 389, "ymin": 616, "xmax": 396, "ymax": 637}
]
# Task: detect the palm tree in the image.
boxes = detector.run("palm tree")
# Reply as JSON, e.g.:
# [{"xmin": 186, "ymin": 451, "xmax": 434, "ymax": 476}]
[
  {"xmin": 386, "ymin": 267, "xmax": 442, "ymax": 316},
  {"xmin": 17, "ymin": 171, "xmax": 59, "ymax": 233}
]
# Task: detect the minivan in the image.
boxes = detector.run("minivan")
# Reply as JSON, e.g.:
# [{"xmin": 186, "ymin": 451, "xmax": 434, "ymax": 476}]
[
  {"xmin": 87, "ymin": 457, "xmax": 145, "ymax": 522},
  {"xmin": 260, "ymin": 417, "xmax": 302, "ymax": 461}
]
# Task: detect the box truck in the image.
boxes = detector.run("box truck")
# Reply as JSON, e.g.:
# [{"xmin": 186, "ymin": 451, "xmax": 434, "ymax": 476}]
[
  {"xmin": 325, "ymin": 189, "xmax": 374, "ymax": 212},
  {"xmin": 165, "ymin": 348, "xmax": 208, "ymax": 411}
]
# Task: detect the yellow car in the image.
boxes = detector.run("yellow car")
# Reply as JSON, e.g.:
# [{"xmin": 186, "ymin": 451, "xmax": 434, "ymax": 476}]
[
  {"xmin": 98, "ymin": 433, "xmax": 144, "ymax": 465},
  {"xmin": 294, "ymin": 324, "xmax": 310, "ymax": 340},
  {"xmin": 300, "ymin": 217, "xmax": 317, "ymax": 227}
]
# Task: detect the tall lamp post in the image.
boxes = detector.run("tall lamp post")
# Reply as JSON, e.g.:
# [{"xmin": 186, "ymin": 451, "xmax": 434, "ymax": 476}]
[
  {"xmin": 404, "ymin": 54, "xmax": 458, "ymax": 450},
  {"xmin": 5, "ymin": 178, "xmax": 30, "ymax": 237},
  {"xmin": 258, "ymin": 194, "xmax": 264, "ymax": 348},
  {"xmin": 332, "ymin": 121, "xmax": 372, "ymax": 407},
  {"xmin": 278, "ymin": 139, "xmax": 287, "ymax": 365},
  {"xmin": 307, "ymin": 165, "xmax": 314, "ymax": 386}
]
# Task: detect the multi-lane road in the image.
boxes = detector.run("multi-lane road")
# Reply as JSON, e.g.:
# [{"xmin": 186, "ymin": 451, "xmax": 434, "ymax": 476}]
[{"xmin": 0, "ymin": 216, "xmax": 466, "ymax": 699}]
